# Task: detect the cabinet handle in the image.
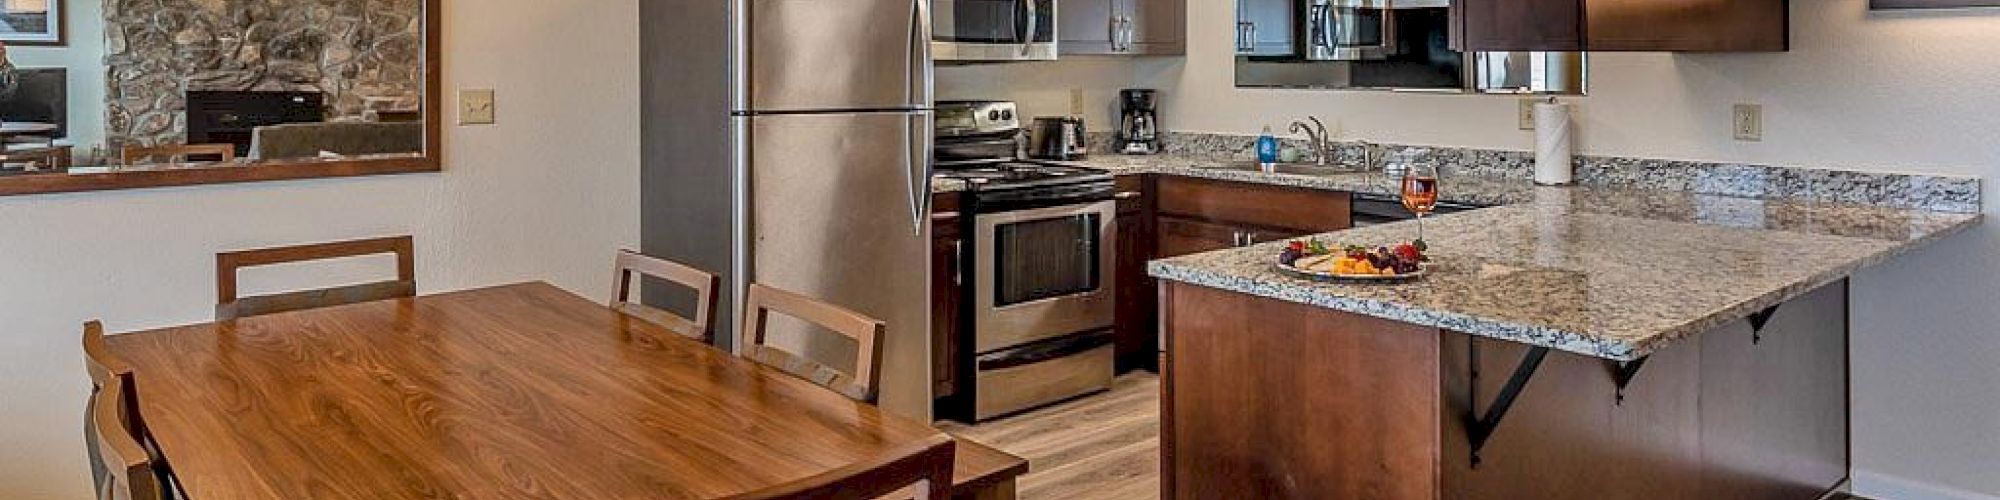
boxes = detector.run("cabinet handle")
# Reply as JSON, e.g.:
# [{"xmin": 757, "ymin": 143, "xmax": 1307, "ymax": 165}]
[
  {"xmin": 1109, "ymin": 15, "xmax": 1121, "ymax": 51},
  {"xmin": 951, "ymin": 239, "xmax": 964, "ymax": 286},
  {"xmin": 1116, "ymin": 17, "xmax": 1127, "ymax": 52},
  {"xmin": 1114, "ymin": 191, "xmax": 1142, "ymax": 200},
  {"xmin": 1121, "ymin": 16, "xmax": 1135, "ymax": 51}
]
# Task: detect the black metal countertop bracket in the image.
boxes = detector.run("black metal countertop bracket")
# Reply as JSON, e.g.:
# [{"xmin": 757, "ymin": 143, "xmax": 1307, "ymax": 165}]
[
  {"xmin": 1607, "ymin": 356, "xmax": 1651, "ymax": 405},
  {"xmin": 1467, "ymin": 345, "xmax": 1551, "ymax": 467},
  {"xmin": 1748, "ymin": 303, "xmax": 1782, "ymax": 345}
]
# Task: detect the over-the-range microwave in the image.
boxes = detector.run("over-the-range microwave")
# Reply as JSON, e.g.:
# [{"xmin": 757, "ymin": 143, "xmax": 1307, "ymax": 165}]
[{"xmin": 933, "ymin": 0, "xmax": 1057, "ymax": 62}]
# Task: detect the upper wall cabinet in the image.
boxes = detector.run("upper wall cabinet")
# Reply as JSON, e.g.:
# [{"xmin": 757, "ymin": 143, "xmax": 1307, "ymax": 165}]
[
  {"xmin": 1062, "ymin": 0, "xmax": 1186, "ymax": 55},
  {"xmin": 1451, "ymin": 0, "xmax": 1788, "ymax": 52}
]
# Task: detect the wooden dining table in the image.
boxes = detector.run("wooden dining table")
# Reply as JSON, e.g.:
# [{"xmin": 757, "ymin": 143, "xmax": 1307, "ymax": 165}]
[{"xmin": 106, "ymin": 282, "xmax": 1024, "ymax": 499}]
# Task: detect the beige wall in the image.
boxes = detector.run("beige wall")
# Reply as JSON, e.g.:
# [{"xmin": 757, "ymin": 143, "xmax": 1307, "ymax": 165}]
[
  {"xmin": 0, "ymin": 0, "xmax": 640, "ymax": 498},
  {"xmin": 942, "ymin": 1, "xmax": 2000, "ymax": 498}
]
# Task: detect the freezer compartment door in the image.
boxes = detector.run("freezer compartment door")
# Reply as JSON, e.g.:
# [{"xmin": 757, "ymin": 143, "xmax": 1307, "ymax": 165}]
[
  {"xmin": 748, "ymin": 0, "xmax": 933, "ymax": 112},
  {"xmin": 748, "ymin": 111, "xmax": 934, "ymax": 418}
]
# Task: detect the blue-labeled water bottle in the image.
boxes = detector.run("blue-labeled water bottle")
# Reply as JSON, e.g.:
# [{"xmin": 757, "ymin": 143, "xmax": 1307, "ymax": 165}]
[{"xmin": 1256, "ymin": 125, "xmax": 1279, "ymax": 173}]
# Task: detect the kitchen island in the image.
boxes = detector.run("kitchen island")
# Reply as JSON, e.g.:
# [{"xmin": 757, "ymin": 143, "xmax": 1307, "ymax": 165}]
[{"xmin": 1147, "ymin": 181, "xmax": 1980, "ymax": 499}]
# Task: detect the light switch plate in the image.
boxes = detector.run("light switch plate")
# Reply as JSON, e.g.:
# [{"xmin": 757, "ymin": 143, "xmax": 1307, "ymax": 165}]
[
  {"xmin": 1733, "ymin": 103, "xmax": 1763, "ymax": 142},
  {"xmin": 459, "ymin": 89, "xmax": 496, "ymax": 125},
  {"xmin": 1519, "ymin": 98, "xmax": 1538, "ymax": 131}
]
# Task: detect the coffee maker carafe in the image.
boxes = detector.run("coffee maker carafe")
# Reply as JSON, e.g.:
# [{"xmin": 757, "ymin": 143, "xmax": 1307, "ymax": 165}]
[{"xmin": 1117, "ymin": 89, "xmax": 1161, "ymax": 155}]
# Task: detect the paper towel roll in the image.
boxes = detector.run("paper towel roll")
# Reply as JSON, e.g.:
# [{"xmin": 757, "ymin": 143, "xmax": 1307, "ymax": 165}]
[{"xmin": 1534, "ymin": 101, "xmax": 1574, "ymax": 186}]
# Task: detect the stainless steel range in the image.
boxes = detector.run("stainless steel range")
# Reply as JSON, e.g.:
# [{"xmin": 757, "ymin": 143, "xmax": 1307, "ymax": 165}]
[{"xmin": 936, "ymin": 101, "xmax": 1116, "ymax": 421}]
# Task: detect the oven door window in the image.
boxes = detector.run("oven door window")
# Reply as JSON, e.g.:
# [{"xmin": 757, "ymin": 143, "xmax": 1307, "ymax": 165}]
[{"xmin": 992, "ymin": 213, "xmax": 1101, "ymax": 307}]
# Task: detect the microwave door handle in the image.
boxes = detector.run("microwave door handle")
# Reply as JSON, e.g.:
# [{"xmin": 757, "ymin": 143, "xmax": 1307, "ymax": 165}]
[{"xmin": 1020, "ymin": 0, "xmax": 1039, "ymax": 55}]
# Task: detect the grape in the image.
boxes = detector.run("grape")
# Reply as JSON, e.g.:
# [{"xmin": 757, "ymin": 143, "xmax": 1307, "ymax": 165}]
[{"xmin": 1280, "ymin": 249, "xmax": 1303, "ymax": 265}]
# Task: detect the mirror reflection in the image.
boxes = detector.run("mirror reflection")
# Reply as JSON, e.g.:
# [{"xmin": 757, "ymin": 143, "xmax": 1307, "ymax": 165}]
[
  {"xmin": 0, "ymin": 0, "xmax": 427, "ymax": 176},
  {"xmin": 1233, "ymin": 0, "xmax": 1586, "ymax": 94}
]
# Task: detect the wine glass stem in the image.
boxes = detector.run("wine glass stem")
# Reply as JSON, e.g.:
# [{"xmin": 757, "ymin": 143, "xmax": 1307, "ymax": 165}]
[{"xmin": 1416, "ymin": 213, "xmax": 1426, "ymax": 241}]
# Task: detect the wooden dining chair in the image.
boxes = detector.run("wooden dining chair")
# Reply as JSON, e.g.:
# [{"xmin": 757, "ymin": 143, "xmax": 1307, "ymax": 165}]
[
  {"xmin": 722, "ymin": 433, "xmax": 954, "ymax": 500},
  {"xmin": 83, "ymin": 321, "xmax": 170, "ymax": 500},
  {"xmin": 612, "ymin": 250, "xmax": 721, "ymax": 342},
  {"xmin": 88, "ymin": 377, "xmax": 168, "ymax": 500},
  {"xmin": 741, "ymin": 284, "xmax": 888, "ymax": 403},
  {"xmin": 121, "ymin": 143, "xmax": 235, "ymax": 165},
  {"xmin": 215, "ymin": 236, "xmax": 417, "ymax": 320},
  {"xmin": 0, "ymin": 144, "xmax": 71, "ymax": 171}
]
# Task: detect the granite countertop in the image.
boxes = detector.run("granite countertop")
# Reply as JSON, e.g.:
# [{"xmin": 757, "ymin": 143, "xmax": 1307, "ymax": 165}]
[
  {"xmin": 1108, "ymin": 155, "xmax": 1982, "ymax": 361},
  {"xmin": 1073, "ymin": 155, "xmax": 1535, "ymax": 207}
]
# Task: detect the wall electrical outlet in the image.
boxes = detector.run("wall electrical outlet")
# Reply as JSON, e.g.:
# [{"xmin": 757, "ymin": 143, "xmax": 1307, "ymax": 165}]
[
  {"xmin": 1733, "ymin": 103, "xmax": 1763, "ymax": 142},
  {"xmin": 1519, "ymin": 98, "xmax": 1539, "ymax": 130},
  {"xmin": 1069, "ymin": 88, "xmax": 1086, "ymax": 116},
  {"xmin": 459, "ymin": 89, "xmax": 496, "ymax": 125}
]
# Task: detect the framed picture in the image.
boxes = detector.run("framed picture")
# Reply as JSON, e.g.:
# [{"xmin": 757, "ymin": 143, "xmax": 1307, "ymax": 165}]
[
  {"xmin": 1873, "ymin": 0, "xmax": 2000, "ymax": 9},
  {"xmin": 0, "ymin": 0, "xmax": 61, "ymax": 46}
]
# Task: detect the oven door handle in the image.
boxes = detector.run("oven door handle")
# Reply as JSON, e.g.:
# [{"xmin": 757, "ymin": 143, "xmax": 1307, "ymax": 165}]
[{"xmin": 977, "ymin": 331, "xmax": 1112, "ymax": 371}]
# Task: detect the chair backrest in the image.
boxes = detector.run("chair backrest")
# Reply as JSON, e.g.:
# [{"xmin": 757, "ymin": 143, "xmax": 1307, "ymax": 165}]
[
  {"xmin": 722, "ymin": 434, "xmax": 954, "ymax": 500},
  {"xmin": 1, "ymin": 145, "xmax": 70, "ymax": 171},
  {"xmin": 740, "ymin": 284, "xmax": 887, "ymax": 403},
  {"xmin": 87, "ymin": 377, "xmax": 166, "ymax": 500},
  {"xmin": 82, "ymin": 321, "xmax": 127, "ymax": 390},
  {"xmin": 121, "ymin": 143, "xmax": 235, "ymax": 165},
  {"xmin": 612, "ymin": 250, "xmax": 721, "ymax": 342},
  {"xmin": 215, "ymin": 236, "xmax": 417, "ymax": 320}
]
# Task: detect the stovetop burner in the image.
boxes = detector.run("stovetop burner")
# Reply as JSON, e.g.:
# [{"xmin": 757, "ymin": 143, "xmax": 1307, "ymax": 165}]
[{"xmin": 937, "ymin": 161, "xmax": 1112, "ymax": 190}]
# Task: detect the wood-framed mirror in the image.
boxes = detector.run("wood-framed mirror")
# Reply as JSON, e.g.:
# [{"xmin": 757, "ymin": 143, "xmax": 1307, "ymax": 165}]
[{"xmin": 0, "ymin": 0, "xmax": 441, "ymax": 196}]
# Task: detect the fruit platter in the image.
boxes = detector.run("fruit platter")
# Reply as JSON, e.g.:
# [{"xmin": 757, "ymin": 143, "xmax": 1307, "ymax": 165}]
[{"xmin": 1275, "ymin": 238, "xmax": 1430, "ymax": 282}]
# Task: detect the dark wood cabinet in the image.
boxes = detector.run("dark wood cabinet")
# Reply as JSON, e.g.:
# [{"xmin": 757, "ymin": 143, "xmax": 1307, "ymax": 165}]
[
  {"xmin": 1112, "ymin": 175, "xmax": 1157, "ymax": 373},
  {"xmin": 1060, "ymin": 0, "xmax": 1186, "ymax": 55},
  {"xmin": 1155, "ymin": 216, "xmax": 1247, "ymax": 258},
  {"xmin": 931, "ymin": 191, "xmax": 964, "ymax": 399},
  {"xmin": 1451, "ymin": 0, "xmax": 1788, "ymax": 52},
  {"xmin": 1153, "ymin": 176, "xmax": 1350, "ymax": 258},
  {"xmin": 1162, "ymin": 280, "xmax": 1850, "ymax": 499}
]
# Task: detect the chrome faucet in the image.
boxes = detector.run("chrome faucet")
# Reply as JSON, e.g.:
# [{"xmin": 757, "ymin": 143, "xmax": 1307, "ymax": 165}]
[
  {"xmin": 1355, "ymin": 140, "xmax": 1385, "ymax": 172},
  {"xmin": 1288, "ymin": 117, "xmax": 1331, "ymax": 166}
]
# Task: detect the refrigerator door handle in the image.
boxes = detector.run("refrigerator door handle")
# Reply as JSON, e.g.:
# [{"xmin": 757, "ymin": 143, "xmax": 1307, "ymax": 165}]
[
  {"xmin": 907, "ymin": 113, "xmax": 934, "ymax": 236},
  {"xmin": 911, "ymin": 0, "xmax": 935, "ymax": 107}
]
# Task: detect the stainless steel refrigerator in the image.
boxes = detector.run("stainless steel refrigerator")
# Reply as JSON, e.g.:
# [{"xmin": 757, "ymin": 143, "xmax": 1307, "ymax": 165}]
[{"xmin": 642, "ymin": 0, "xmax": 936, "ymax": 418}]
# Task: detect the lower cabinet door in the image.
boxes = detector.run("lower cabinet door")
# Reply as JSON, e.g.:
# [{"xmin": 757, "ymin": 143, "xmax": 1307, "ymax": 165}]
[{"xmin": 1156, "ymin": 216, "xmax": 1242, "ymax": 258}]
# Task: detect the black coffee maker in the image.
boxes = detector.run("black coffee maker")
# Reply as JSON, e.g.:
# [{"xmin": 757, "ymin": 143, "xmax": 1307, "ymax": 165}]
[{"xmin": 1116, "ymin": 89, "xmax": 1161, "ymax": 155}]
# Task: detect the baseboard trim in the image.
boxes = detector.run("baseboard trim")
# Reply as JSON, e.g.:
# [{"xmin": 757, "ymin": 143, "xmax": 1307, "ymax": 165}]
[{"xmin": 1853, "ymin": 470, "xmax": 2000, "ymax": 500}]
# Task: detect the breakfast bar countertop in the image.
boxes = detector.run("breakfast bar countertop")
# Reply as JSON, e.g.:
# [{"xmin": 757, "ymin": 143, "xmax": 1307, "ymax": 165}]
[{"xmin": 1123, "ymin": 158, "xmax": 1982, "ymax": 361}]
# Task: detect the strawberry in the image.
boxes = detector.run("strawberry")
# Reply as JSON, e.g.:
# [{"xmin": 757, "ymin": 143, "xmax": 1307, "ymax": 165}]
[
  {"xmin": 1287, "ymin": 240, "xmax": 1307, "ymax": 253},
  {"xmin": 1393, "ymin": 243, "xmax": 1422, "ymax": 262}
]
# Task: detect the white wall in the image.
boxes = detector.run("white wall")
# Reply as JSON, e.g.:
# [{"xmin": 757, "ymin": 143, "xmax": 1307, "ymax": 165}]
[
  {"xmin": 9, "ymin": 0, "xmax": 105, "ymax": 151},
  {"xmin": 0, "ymin": 0, "xmax": 641, "ymax": 498},
  {"xmin": 942, "ymin": 1, "xmax": 2000, "ymax": 497}
]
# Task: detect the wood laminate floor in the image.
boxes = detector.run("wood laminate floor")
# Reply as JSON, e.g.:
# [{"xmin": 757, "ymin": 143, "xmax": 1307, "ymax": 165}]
[
  {"xmin": 940, "ymin": 373, "xmax": 1163, "ymax": 500},
  {"xmin": 940, "ymin": 372, "xmax": 1873, "ymax": 500}
]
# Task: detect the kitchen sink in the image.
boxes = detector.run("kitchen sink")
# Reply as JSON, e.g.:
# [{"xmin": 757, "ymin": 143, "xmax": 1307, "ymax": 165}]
[{"xmin": 1206, "ymin": 162, "xmax": 1371, "ymax": 176}]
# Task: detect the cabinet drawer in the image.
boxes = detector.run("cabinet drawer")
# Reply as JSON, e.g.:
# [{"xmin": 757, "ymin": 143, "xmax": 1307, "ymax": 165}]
[
  {"xmin": 1157, "ymin": 217, "xmax": 1241, "ymax": 258},
  {"xmin": 1156, "ymin": 176, "xmax": 1350, "ymax": 233}
]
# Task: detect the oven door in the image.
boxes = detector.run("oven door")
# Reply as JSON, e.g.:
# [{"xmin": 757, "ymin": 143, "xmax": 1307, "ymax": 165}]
[
  {"xmin": 933, "ymin": 0, "xmax": 1057, "ymax": 61},
  {"xmin": 973, "ymin": 200, "xmax": 1115, "ymax": 353}
]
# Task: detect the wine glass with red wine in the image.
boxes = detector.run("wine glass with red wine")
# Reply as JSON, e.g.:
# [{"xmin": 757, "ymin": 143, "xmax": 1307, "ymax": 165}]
[{"xmin": 1400, "ymin": 162, "xmax": 1440, "ymax": 243}]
